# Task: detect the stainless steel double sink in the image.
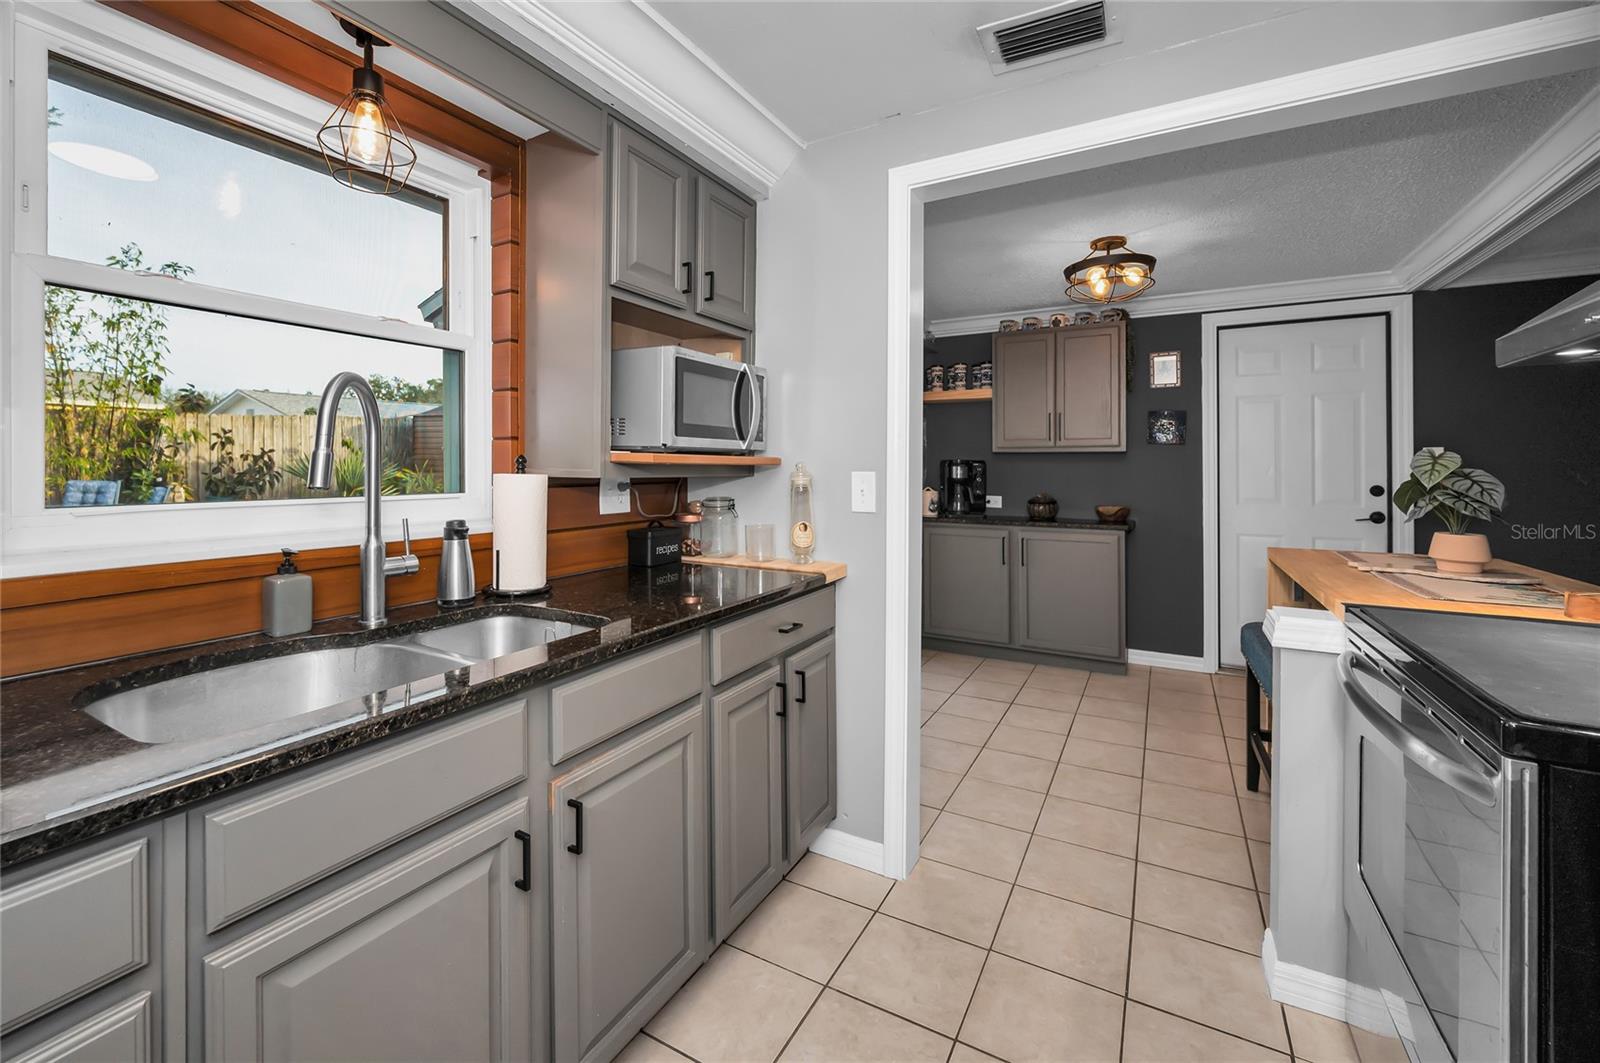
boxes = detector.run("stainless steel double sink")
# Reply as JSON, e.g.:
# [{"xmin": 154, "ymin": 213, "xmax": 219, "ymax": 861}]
[{"xmin": 82, "ymin": 616, "xmax": 591, "ymax": 745}]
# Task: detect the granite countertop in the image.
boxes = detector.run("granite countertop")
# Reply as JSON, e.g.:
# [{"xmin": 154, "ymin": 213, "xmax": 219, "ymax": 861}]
[
  {"xmin": 0, "ymin": 563, "xmax": 823, "ymax": 868},
  {"xmin": 926, "ymin": 513, "xmax": 1133, "ymax": 531}
]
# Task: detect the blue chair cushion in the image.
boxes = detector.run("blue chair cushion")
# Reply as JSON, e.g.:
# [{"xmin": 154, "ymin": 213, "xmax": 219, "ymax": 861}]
[
  {"xmin": 1240, "ymin": 622, "xmax": 1273, "ymax": 700},
  {"xmin": 62, "ymin": 480, "xmax": 122, "ymax": 507}
]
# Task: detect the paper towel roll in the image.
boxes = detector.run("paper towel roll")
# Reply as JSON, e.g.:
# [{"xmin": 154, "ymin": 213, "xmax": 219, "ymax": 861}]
[{"xmin": 491, "ymin": 472, "xmax": 548, "ymax": 591}]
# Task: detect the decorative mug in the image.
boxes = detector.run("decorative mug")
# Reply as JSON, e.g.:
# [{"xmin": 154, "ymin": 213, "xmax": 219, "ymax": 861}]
[
  {"xmin": 974, "ymin": 361, "xmax": 994, "ymax": 388},
  {"xmin": 1022, "ymin": 316, "xmax": 1044, "ymax": 331},
  {"xmin": 1072, "ymin": 310, "xmax": 1097, "ymax": 326},
  {"xmin": 998, "ymin": 319, "xmax": 1020, "ymax": 333},
  {"xmin": 949, "ymin": 362, "xmax": 969, "ymax": 390},
  {"xmin": 1049, "ymin": 312, "xmax": 1071, "ymax": 329},
  {"xmin": 925, "ymin": 364, "xmax": 945, "ymax": 392}
]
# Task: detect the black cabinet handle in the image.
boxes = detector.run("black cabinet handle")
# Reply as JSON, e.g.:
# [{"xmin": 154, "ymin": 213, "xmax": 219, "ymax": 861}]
[
  {"xmin": 778, "ymin": 621, "xmax": 804, "ymax": 634},
  {"xmin": 775, "ymin": 680, "xmax": 787, "ymax": 717},
  {"xmin": 566, "ymin": 798, "xmax": 584, "ymax": 855},
  {"xmin": 1001, "ymin": 538, "xmax": 1007, "ymax": 566},
  {"xmin": 705, "ymin": 270, "xmax": 716, "ymax": 301},
  {"xmin": 514, "ymin": 829, "xmax": 531, "ymax": 891},
  {"xmin": 1021, "ymin": 539, "xmax": 1027, "ymax": 567},
  {"xmin": 681, "ymin": 262, "xmax": 692, "ymax": 295},
  {"xmin": 796, "ymin": 670, "xmax": 808, "ymax": 704}
]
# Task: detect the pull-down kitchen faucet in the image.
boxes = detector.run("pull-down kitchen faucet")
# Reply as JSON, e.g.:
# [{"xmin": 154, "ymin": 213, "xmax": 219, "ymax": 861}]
[{"xmin": 306, "ymin": 371, "xmax": 419, "ymax": 628}]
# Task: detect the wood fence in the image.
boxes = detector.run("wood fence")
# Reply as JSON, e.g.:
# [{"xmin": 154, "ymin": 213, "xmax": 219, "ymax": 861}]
[{"xmin": 168, "ymin": 413, "xmax": 417, "ymax": 500}]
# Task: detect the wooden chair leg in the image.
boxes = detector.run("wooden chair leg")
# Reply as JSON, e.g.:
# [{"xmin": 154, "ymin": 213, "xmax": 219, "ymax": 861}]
[{"xmin": 1245, "ymin": 668, "xmax": 1262, "ymax": 792}]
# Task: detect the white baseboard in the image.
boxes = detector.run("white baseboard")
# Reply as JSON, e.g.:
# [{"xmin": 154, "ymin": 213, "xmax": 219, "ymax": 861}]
[
  {"xmin": 809, "ymin": 827, "xmax": 889, "ymax": 877},
  {"xmin": 1262, "ymin": 929, "xmax": 1386, "ymax": 1029},
  {"xmin": 1127, "ymin": 649, "xmax": 1210, "ymax": 672}
]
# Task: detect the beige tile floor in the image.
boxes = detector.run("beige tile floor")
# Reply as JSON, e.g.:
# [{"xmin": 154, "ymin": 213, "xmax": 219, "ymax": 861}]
[{"xmin": 622, "ymin": 650, "xmax": 1367, "ymax": 1063}]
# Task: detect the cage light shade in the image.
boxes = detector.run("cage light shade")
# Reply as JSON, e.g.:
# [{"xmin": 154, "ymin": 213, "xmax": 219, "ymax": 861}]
[
  {"xmin": 1064, "ymin": 235, "xmax": 1157, "ymax": 304},
  {"xmin": 318, "ymin": 85, "xmax": 416, "ymax": 195}
]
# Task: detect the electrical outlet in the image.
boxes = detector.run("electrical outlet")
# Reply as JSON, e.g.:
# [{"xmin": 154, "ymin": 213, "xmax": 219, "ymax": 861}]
[
  {"xmin": 851, "ymin": 471, "xmax": 876, "ymax": 513},
  {"xmin": 599, "ymin": 477, "xmax": 631, "ymax": 516},
  {"xmin": 986, "ymin": 495, "xmax": 1002, "ymax": 510}
]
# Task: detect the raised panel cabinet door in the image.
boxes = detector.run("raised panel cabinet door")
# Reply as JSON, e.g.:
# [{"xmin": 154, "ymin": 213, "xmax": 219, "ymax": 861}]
[
  {"xmin": 1014, "ymin": 530, "xmax": 1126, "ymax": 660},
  {"xmin": 609, "ymin": 123, "xmax": 693, "ymax": 308},
  {"xmin": 992, "ymin": 331, "xmax": 1055, "ymax": 450},
  {"xmin": 923, "ymin": 526, "xmax": 1011, "ymax": 644},
  {"xmin": 1055, "ymin": 325, "xmax": 1126, "ymax": 451},
  {"xmin": 7, "ymin": 993, "xmax": 153, "ymax": 1063},
  {"xmin": 784, "ymin": 637, "xmax": 836, "ymax": 864},
  {"xmin": 712, "ymin": 665, "xmax": 784, "ymax": 940},
  {"xmin": 695, "ymin": 177, "xmax": 756, "ymax": 329},
  {"xmin": 202, "ymin": 799, "xmax": 533, "ymax": 1063},
  {"xmin": 551, "ymin": 704, "xmax": 707, "ymax": 1063}
]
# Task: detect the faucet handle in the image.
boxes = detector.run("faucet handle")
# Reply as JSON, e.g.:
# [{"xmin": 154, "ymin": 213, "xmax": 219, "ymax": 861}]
[{"xmin": 400, "ymin": 517, "xmax": 412, "ymax": 557}]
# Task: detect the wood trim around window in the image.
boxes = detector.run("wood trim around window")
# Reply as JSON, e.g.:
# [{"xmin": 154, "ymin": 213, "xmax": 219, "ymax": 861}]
[{"xmin": 0, "ymin": 2, "xmax": 676, "ymax": 676}]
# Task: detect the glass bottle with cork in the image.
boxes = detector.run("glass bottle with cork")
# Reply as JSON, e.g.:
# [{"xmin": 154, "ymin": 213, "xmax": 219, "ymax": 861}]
[{"xmin": 789, "ymin": 463, "xmax": 814, "ymax": 564}]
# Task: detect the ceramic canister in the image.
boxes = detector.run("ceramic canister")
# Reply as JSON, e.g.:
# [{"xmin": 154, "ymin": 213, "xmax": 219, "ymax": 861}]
[
  {"xmin": 975, "ymin": 361, "xmax": 994, "ymax": 388},
  {"xmin": 949, "ymin": 362, "xmax": 969, "ymax": 390},
  {"xmin": 925, "ymin": 364, "xmax": 945, "ymax": 392}
]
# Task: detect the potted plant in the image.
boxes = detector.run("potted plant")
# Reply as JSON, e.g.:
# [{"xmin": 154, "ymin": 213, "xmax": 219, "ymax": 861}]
[
  {"xmin": 204, "ymin": 428, "xmax": 282, "ymax": 502},
  {"xmin": 1394, "ymin": 447, "xmax": 1506, "ymax": 574}
]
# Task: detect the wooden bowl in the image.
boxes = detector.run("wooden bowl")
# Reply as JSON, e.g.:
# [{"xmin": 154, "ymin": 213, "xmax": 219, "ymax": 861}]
[{"xmin": 1096, "ymin": 505, "xmax": 1130, "ymax": 524}]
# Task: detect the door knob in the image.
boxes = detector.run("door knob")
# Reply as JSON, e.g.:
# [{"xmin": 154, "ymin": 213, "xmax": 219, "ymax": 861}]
[{"xmin": 1355, "ymin": 511, "xmax": 1387, "ymax": 524}]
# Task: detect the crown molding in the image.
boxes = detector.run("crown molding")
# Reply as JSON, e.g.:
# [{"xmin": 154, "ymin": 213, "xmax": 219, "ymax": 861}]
[
  {"xmin": 926, "ymin": 271, "xmax": 1401, "ymax": 335},
  {"xmin": 451, "ymin": 0, "xmax": 800, "ymax": 198},
  {"xmin": 1395, "ymin": 82, "xmax": 1600, "ymax": 291},
  {"xmin": 1446, "ymin": 247, "xmax": 1600, "ymax": 289}
]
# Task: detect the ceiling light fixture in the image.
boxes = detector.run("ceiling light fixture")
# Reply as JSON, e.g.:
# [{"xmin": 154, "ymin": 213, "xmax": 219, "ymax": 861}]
[
  {"xmin": 316, "ymin": 19, "xmax": 417, "ymax": 195},
  {"xmin": 1064, "ymin": 235, "xmax": 1156, "ymax": 304},
  {"xmin": 48, "ymin": 142, "xmax": 157, "ymax": 182}
]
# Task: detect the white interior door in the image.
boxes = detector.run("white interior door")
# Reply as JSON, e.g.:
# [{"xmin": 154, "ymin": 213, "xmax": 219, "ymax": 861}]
[{"xmin": 1218, "ymin": 316, "xmax": 1389, "ymax": 667}]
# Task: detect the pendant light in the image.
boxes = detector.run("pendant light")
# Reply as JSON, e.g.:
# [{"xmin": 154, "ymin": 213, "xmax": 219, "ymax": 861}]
[
  {"xmin": 1064, "ymin": 235, "xmax": 1157, "ymax": 304},
  {"xmin": 316, "ymin": 20, "xmax": 417, "ymax": 195}
]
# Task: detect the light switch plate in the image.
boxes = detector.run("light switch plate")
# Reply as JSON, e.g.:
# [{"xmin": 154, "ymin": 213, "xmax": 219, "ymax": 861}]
[
  {"xmin": 599, "ymin": 477, "xmax": 631, "ymax": 515},
  {"xmin": 986, "ymin": 495, "xmax": 1002, "ymax": 510},
  {"xmin": 851, "ymin": 471, "xmax": 876, "ymax": 513}
]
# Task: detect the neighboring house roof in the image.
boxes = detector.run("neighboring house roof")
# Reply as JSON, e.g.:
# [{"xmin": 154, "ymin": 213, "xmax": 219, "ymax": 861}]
[
  {"xmin": 418, "ymin": 287, "xmax": 445, "ymax": 327},
  {"xmin": 208, "ymin": 389, "xmax": 440, "ymax": 420}
]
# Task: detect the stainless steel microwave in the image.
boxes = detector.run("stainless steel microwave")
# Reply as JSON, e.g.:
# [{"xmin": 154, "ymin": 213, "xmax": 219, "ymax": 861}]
[{"xmin": 610, "ymin": 345, "xmax": 767, "ymax": 454}]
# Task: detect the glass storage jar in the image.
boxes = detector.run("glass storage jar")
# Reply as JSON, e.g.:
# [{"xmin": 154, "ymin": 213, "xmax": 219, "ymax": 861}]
[{"xmin": 700, "ymin": 497, "xmax": 739, "ymax": 557}]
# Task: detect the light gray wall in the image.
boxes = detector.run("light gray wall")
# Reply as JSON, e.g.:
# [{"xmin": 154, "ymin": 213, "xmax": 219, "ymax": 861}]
[{"xmin": 709, "ymin": 3, "xmax": 1566, "ymax": 847}]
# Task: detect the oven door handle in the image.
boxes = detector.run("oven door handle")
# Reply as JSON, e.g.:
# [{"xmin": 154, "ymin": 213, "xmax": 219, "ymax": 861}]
[
  {"xmin": 1338, "ymin": 651, "xmax": 1498, "ymax": 805},
  {"xmin": 734, "ymin": 363, "xmax": 758, "ymax": 453}
]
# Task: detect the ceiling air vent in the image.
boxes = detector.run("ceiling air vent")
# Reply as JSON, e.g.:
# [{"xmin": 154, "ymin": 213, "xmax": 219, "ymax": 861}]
[{"xmin": 977, "ymin": 1, "xmax": 1118, "ymax": 75}]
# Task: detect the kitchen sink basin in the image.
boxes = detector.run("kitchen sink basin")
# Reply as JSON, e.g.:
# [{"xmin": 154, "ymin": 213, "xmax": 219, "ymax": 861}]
[
  {"xmin": 398, "ymin": 616, "xmax": 590, "ymax": 660},
  {"xmin": 81, "ymin": 614, "xmax": 592, "ymax": 745}
]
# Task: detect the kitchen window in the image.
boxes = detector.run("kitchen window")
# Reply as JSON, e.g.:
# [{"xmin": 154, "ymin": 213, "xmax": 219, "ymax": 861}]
[{"xmin": 4, "ymin": 1, "xmax": 492, "ymax": 574}]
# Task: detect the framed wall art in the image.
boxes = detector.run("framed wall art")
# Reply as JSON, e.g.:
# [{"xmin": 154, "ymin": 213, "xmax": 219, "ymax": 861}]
[{"xmin": 1149, "ymin": 351, "xmax": 1182, "ymax": 388}]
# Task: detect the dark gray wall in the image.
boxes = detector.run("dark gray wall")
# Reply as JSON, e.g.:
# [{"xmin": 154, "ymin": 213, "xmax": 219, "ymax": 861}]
[
  {"xmin": 924, "ymin": 315, "xmax": 1205, "ymax": 657},
  {"xmin": 1412, "ymin": 275, "xmax": 1600, "ymax": 584}
]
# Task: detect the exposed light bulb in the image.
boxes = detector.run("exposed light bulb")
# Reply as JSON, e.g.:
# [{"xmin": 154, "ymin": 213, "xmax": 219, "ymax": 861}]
[
  {"xmin": 1122, "ymin": 264, "xmax": 1146, "ymax": 286},
  {"xmin": 1086, "ymin": 265, "xmax": 1108, "ymax": 285},
  {"xmin": 348, "ymin": 97, "xmax": 387, "ymax": 165},
  {"xmin": 1090, "ymin": 278, "xmax": 1111, "ymax": 298}
]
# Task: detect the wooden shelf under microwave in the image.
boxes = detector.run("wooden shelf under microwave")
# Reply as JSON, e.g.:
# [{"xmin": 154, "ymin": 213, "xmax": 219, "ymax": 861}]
[
  {"xmin": 923, "ymin": 388, "xmax": 993, "ymax": 404},
  {"xmin": 608, "ymin": 451, "xmax": 782, "ymax": 468}
]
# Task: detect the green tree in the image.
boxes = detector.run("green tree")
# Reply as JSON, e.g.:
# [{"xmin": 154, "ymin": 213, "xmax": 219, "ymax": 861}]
[
  {"xmin": 367, "ymin": 373, "xmax": 444, "ymax": 405},
  {"xmin": 44, "ymin": 244, "xmax": 198, "ymax": 503}
]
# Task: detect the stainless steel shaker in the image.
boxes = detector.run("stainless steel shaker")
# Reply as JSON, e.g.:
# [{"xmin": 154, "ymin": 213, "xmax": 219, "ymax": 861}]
[{"xmin": 437, "ymin": 520, "xmax": 476, "ymax": 606}]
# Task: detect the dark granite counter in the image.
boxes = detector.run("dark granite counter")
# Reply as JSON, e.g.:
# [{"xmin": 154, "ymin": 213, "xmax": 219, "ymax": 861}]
[
  {"xmin": 926, "ymin": 513, "xmax": 1132, "ymax": 531},
  {"xmin": 1, "ymin": 563, "xmax": 823, "ymax": 868}
]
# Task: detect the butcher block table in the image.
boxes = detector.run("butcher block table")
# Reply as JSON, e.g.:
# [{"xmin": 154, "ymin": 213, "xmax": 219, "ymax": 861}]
[{"xmin": 1266, "ymin": 547, "xmax": 1600, "ymax": 623}]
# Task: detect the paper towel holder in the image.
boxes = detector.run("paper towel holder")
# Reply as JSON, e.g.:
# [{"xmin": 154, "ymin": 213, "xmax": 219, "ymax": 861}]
[{"xmin": 487, "ymin": 453, "xmax": 552, "ymax": 598}]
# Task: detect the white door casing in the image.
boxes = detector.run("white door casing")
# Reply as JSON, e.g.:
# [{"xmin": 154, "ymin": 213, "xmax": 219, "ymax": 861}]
[{"xmin": 1217, "ymin": 316, "xmax": 1390, "ymax": 667}]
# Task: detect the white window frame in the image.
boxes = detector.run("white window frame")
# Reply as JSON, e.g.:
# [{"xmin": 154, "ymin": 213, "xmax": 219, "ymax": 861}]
[{"xmin": 2, "ymin": 0, "xmax": 494, "ymax": 577}]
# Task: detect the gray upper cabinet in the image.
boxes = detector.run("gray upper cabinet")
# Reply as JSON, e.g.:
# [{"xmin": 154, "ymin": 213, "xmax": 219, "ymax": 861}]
[
  {"xmin": 992, "ymin": 331, "xmax": 1054, "ymax": 449},
  {"xmin": 695, "ymin": 177, "xmax": 756, "ymax": 329},
  {"xmin": 924, "ymin": 525, "xmax": 1011, "ymax": 645},
  {"xmin": 1013, "ymin": 529, "xmax": 1126, "ymax": 661},
  {"xmin": 1056, "ymin": 326, "xmax": 1125, "ymax": 450},
  {"xmin": 551, "ymin": 704, "xmax": 707, "ymax": 1063},
  {"xmin": 202, "ymin": 799, "xmax": 532, "ymax": 1063},
  {"xmin": 784, "ymin": 637, "xmax": 837, "ymax": 863},
  {"xmin": 609, "ymin": 123, "xmax": 693, "ymax": 309},
  {"xmin": 993, "ymin": 323, "xmax": 1126, "ymax": 452},
  {"xmin": 712, "ymin": 665, "xmax": 784, "ymax": 940}
]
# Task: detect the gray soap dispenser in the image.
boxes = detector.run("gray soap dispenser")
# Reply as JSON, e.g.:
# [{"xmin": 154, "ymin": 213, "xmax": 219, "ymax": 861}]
[{"xmin": 262, "ymin": 548, "xmax": 313, "ymax": 636}]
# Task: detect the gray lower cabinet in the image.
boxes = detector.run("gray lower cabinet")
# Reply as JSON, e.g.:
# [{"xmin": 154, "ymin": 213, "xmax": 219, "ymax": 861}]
[
  {"xmin": 551, "ymin": 702, "xmax": 707, "ymax": 1063},
  {"xmin": 1014, "ymin": 529, "xmax": 1126, "ymax": 660},
  {"xmin": 784, "ymin": 636, "xmax": 837, "ymax": 862},
  {"xmin": 712, "ymin": 665, "xmax": 785, "ymax": 940},
  {"xmin": 201, "ymin": 798, "xmax": 532, "ymax": 1062},
  {"xmin": 924, "ymin": 525, "xmax": 1011, "ymax": 645},
  {"xmin": 7, "ymin": 992, "xmax": 154, "ymax": 1063}
]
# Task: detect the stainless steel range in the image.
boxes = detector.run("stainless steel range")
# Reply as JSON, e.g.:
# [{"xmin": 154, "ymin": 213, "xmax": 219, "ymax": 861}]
[{"xmin": 1341, "ymin": 607, "xmax": 1600, "ymax": 1063}]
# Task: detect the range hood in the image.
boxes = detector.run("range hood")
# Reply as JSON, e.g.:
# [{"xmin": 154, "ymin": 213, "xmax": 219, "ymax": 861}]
[{"xmin": 1495, "ymin": 278, "xmax": 1600, "ymax": 366}]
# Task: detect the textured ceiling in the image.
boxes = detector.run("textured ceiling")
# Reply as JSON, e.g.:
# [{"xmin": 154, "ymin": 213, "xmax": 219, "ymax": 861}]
[
  {"xmin": 642, "ymin": 0, "xmax": 1306, "ymax": 143},
  {"xmin": 1453, "ymin": 182, "xmax": 1600, "ymax": 286},
  {"xmin": 923, "ymin": 71, "xmax": 1598, "ymax": 321}
]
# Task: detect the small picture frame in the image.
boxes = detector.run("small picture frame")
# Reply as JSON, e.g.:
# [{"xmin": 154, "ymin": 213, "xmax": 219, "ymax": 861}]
[
  {"xmin": 1150, "ymin": 351, "xmax": 1182, "ymax": 388},
  {"xmin": 1148, "ymin": 409, "xmax": 1187, "ymax": 445}
]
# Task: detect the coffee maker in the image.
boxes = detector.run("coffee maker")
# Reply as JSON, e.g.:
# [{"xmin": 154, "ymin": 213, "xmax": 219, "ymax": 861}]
[{"xmin": 938, "ymin": 459, "xmax": 988, "ymax": 515}]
